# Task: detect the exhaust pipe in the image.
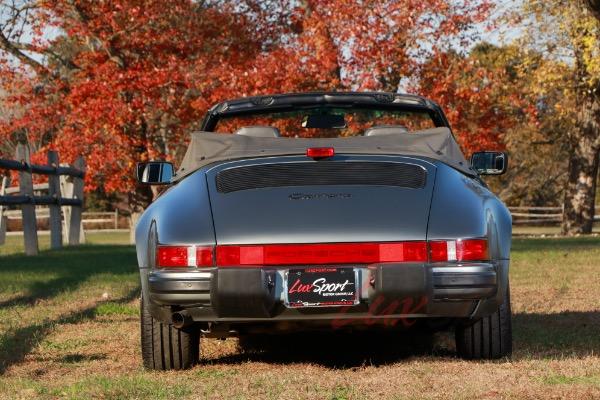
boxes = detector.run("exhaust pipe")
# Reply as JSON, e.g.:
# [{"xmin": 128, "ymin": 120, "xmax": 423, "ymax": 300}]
[{"xmin": 172, "ymin": 311, "xmax": 193, "ymax": 329}]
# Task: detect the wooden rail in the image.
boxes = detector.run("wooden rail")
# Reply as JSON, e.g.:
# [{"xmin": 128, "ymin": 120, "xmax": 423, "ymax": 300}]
[
  {"xmin": 0, "ymin": 144, "xmax": 85, "ymax": 255},
  {"xmin": 3, "ymin": 209, "xmax": 119, "ymax": 229},
  {"xmin": 508, "ymin": 206, "xmax": 600, "ymax": 224}
]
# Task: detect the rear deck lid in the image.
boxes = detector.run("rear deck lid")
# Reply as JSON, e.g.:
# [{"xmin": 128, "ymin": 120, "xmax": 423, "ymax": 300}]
[{"xmin": 205, "ymin": 156, "xmax": 436, "ymax": 245}]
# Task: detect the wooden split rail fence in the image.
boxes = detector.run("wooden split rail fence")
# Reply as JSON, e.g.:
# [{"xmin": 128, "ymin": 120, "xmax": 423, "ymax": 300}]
[
  {"xmin": 509, "ymin": 206, "xmax": 600, "ymax": 224},
  {"xmin": 0, "ymin": 144, "xmax": 85, "ymax": 255},
  {"xmin": 2, "ymin": 209, "xmax": 120, "ymax": 229}
]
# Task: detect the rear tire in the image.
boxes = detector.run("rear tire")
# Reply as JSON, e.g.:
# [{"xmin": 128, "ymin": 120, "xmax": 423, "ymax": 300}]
[
  {"xmin": 455, "ymin": 286, "xmax": 512, "ymax": 360},
  {"xmin": 140, "ymin": 295, "xmax": 199, "ymax": 370}
]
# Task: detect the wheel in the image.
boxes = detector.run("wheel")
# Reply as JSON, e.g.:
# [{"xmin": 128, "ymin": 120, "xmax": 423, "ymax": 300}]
[
  {"xmin": 140, "ymin": 295, "xmax": 199, "ymax": 370},
  {"xmin": 455, "ymin": 285, "xmax": 512, "ymax": 360}
]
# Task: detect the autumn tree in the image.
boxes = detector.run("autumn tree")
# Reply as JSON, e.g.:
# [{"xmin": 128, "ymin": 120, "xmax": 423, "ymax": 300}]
[
  {"xmin": 416, "ymin": 48, "xmax": 517, "ymax": 156},
  {"xmin": 0, "ymin": 0, "xmax": 497, "ymax": 214},
  {"xmin": 464, "ymin": 43, "xmax": 574, "ymax": 206},
  {"xmin": 517, "ymin": 1, "xmax": 600, "ymax": 234},
  {"xmin": 0, "ymin": 0, "xmax": 276, "ymax": 213}
]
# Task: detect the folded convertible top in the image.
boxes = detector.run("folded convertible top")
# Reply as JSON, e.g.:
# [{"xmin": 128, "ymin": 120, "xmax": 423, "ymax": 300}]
[{"xmin": 174, "ymin": 127, "xmax": 475, "ymax": 181}]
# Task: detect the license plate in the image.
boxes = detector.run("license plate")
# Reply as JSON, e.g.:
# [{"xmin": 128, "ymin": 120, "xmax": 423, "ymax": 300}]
[{"xmin": 285, "ymin": 267, "xmax": 358, "ymax": 308}]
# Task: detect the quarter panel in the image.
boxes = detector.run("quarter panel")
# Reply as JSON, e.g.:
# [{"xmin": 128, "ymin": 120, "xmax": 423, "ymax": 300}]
[
  {"xmin": 427, "ymin": 163, "xmax": 512, "ymax": 311},
  {"xmin": 135, "ymin": 170, "xmax": 216, "ymax": 269},
  {"xmin": 427, "ymin": 163, "xmax": 511, "ymax": 259}
]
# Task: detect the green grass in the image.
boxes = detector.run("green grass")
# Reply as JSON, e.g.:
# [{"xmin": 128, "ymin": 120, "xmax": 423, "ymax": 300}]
[
  {"xmin": 0, "ymin": 231, "xmax": 130, "ymax": 256},
  {"xmin": 540, "ymin": 374, "xmax": 600, "ymax": 387},
  {"xmin": 0, "ymin": 233, "xmax": 599, "ymax": 399},
  {"xmin": 94, "ymin": 302, "xmax": 138, "ymax": 317},
  {"xmin": 50, "ymin": 375, "xmax": 193, "ymax": 400},
  {"xmin": 0, "ymin": 232, "xmax": 138, "ymax": 377}
]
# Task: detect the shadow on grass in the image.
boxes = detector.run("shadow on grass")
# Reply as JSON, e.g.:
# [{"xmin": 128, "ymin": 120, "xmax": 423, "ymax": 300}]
[
  {"xmin": 0, "ymin": 243, "xmax": 140, "ymax": 374},
  {"xmin": 58, "ymin": 353, "xmax": 108, "ymax": 363},
  {"xmin": 0, "ymin": 305, "xmax": 98, "ymax": 374},
  {"xmin": 513, "ymin": 311, "xmax": 600, "ymax": 359},
  {"xmin": 205, "ymin": 310, "xmax": 600, "ymax": 367},
  {"xmin": 0, "ymin": 244, "xmax": 136, "ymax": 309},
  {"xmin": 206, "ymin": 330, "xmax": 447, "ymax": 368},
  {"xmin": 0, "ymin": 285, "xmax": 139, "ymax": 374}
]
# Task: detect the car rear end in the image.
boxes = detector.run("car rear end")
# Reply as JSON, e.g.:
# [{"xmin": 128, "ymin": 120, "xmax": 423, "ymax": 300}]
[
  {"xmin": 136, "ymin": 92, "xmax": 512, "ymax": 370},
  {"xmin": 144, "ymin": 155, "xmax": 502, "ymax": 330}
]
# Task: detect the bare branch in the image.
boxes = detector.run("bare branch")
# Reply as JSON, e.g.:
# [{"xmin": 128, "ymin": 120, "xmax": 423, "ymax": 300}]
[
  {"xmin": 0, "ymin": 29, "xmax": 48, "ymax": 75},
  {"xmin": 8, "ymin": 40, "xmax": 79, "ymax": 71}
]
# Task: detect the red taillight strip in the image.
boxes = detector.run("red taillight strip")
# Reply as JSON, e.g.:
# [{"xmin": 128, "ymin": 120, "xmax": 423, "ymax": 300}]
[
  {"xmin": 156, "ymin": 239, "xmax": 488, "ymax": 268},
  {"xmin": 216, "ymin": 242, "xmax": 429, "ymax": 266},
  {"xmin": 156, "ymin": 245, "xmax": 214, "ymax": 268}
]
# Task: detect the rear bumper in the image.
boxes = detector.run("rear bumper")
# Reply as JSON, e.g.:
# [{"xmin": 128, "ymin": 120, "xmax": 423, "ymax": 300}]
[{"xmin": 146, "ymin": 261, "xmax": 507, "ymax": 323}]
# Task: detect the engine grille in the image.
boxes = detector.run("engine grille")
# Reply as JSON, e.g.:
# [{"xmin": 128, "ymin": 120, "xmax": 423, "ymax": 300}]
[{"xmin": 215, "ymin": 162, "xmax": 427, "ymax": 193}]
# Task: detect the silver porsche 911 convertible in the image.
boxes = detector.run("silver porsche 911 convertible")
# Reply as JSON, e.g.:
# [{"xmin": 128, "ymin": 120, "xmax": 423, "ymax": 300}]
[{"xmin": 135, "ymin": 92, "xmax": 512, "ymax": 370}]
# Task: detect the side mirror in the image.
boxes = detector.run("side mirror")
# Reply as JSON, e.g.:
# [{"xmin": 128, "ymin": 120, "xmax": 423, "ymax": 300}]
[
  {"xmin": 470, "ymin": 152, "xmax": 508, "ymax": 175},
  {"xmin": 136, "ymin": 161, "xmax": 174, "ymax": 185}
]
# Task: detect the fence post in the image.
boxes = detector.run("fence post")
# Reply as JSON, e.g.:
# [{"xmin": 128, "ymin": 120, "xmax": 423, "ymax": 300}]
[
  {"xmin": 114, "ymin": 209, "xmax": 119, "ymax": 230},
  {"xmin": 0, "ymin": 175, "xmax": 8, "ymax": 245},
  {"xmin": 60, "ymin": 172, "xmax": 72, "ymax": 243},
  {"xmin": 69, "ymin": 156, "xmax": 85, "ymax": 245},
  {"xmin": 16, "ymin": 143, "xmax": 39, "ymax": 255},
  {"xmin": 47, "ymin": 151, "xmax": 62, "ymax": 249}
]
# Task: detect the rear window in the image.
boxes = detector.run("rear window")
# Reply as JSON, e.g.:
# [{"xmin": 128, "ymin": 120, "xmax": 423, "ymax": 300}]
[{"xmin": 212, "ymin": 107, "xmax": 436, "ymax": 138}]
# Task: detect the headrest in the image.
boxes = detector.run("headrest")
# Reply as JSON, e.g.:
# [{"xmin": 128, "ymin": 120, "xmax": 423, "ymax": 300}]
[
  {"xmin": 235, "ymin": 126, "xmax": 281, "ymax": 138},
  {"xmin": 364, "ymin": 125, "xmax": 409, "ymax": 136}
]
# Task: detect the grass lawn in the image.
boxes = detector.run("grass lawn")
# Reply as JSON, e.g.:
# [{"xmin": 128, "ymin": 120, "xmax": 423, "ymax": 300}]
[{"xmin": 0, "ymin": 233, "xmax": 599, "ymax": 399}]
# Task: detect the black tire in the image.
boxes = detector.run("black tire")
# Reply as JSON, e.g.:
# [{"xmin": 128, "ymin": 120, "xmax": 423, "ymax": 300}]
[
  {"xmin": 140, "ymin": 296, "xmax": 199, "ymax": 370},
  {"xmin": 455, "ymin": 285, "xmax": 512, "ymax": 360}
]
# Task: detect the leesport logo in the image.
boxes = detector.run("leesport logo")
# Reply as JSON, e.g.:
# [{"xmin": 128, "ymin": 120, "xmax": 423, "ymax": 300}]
[{"xmin": 288, "ymin": 193, "xmax": 352, "ymax": 200}]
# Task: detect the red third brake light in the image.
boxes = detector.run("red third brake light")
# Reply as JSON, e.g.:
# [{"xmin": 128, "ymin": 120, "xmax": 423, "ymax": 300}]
[
  {"xmin": 216, "ymin": 242, "xmax": 429, "ymax": 266},
  {"xmin": 306, "ymin": 147, "xmax": 335, "ymax": 159}
]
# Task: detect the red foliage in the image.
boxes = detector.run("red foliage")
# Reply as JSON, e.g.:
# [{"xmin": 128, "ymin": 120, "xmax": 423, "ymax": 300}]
[
  {"xmin": 416, "ymin": 52, "xmax": 513, "ymax": 155},
  {"xmin": 0, "ymin": 0, "xmax": 499, "ymax": 202}
]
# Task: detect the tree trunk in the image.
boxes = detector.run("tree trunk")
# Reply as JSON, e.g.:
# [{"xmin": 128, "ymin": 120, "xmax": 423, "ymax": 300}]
[
  {"xmin": 562, "ymin": 36, "xmax": 600, "ymax": 236},
  {"xmin": 561, "ymin": 141, "xmax": 599, "ymax": 235},
  {"xmin": 561, "ymin": 77, "xmax": 600, "ymax": 235},
  {"xmin": 128, "ymin": 118, "xmax": 154, "ymax": 243},
  {"xmin": 583, "ymin": 0, "xmax": 600, "ymax": 22}
]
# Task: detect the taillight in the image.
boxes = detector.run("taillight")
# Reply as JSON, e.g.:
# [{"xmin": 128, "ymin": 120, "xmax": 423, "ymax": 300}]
[
  {"xmin": 428, "ymin": 239, "xmax": 488, "ymax": 262},
  {"xmin": 211, "ymin": 239, "xmax": 488, "ymax": 267},
  {"xmin": 156, "ymin": 245, "xmax": 214, "ymax": 268},
  {"xmin": 216, "ymin": 242, "xmax": 429, "ymax": 266}
]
